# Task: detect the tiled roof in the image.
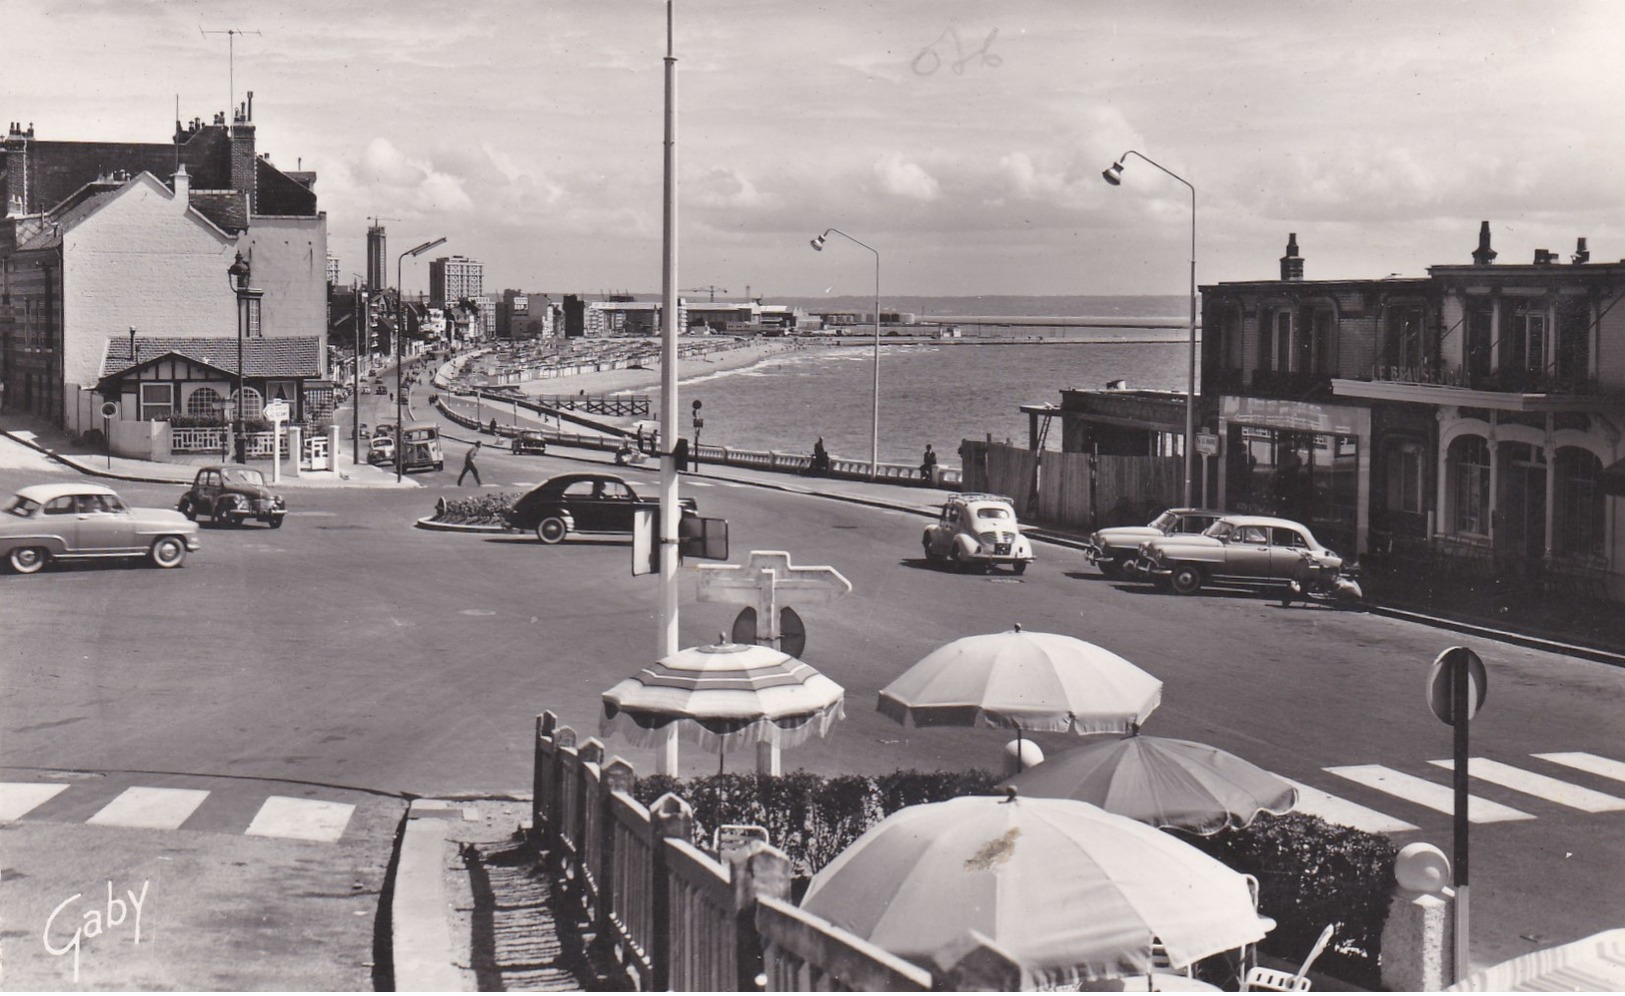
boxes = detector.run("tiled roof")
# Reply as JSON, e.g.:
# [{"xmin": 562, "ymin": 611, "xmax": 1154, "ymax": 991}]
[{"xmin": 102, "ymin": 336, "xmax": 322, "ymax": 379}]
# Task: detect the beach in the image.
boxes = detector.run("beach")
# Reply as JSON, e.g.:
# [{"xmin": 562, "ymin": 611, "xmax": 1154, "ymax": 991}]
[{"xmin": 507, "ymin": 337, "xmax": 829, "ymax": 399}]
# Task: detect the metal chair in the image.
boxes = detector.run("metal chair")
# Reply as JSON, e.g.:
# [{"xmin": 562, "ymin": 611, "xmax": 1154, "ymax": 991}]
[{"xmin": 1242, "ymin": 966, "xmax": 1312, "ymax": 991}]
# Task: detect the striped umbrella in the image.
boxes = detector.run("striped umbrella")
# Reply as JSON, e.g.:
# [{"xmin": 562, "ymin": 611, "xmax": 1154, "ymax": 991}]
[
  {"xmin": 600, "ymin": 638, "xmax": 845, "ymax": 753},
  {"xmin": 1446, "ymin": 928, "xmax": 1625, "ymax": 991}
]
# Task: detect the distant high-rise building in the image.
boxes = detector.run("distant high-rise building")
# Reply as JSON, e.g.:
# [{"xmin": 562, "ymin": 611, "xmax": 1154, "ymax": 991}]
[
  {"xmin": 430, "ymin": 255, "xmax": 483, "ymax": 305},
  {"xmin": 366, "ymin": 225, "xmax": 387, "ymax": 291},
  {"xmin": 326, "ymin": 252, "xmax": 341, "ymax": 286}
]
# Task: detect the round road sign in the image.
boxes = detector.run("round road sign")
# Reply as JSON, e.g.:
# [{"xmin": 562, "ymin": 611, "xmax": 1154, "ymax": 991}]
[
  {"xmin": 100, "ymin": 401, "xmax": 120, "ymax": 419},
  {"xmin": 1427, "ymin": 646, "xmax": 1487, "ymax": 725}
]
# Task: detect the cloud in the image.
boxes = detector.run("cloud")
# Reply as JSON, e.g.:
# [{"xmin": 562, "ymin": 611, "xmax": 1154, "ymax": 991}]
[
  {"xmin": 692, "ymin": 167, "xmax": 767, "ymax": 210},
  {"xmin": 874, "ymin": 153, "xmax": 941, "ymax": 201}
]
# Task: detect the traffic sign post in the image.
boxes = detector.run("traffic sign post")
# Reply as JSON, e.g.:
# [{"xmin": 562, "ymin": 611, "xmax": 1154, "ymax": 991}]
[
  {"xmin": 263, "ymin": 401, "xmax": 291, "ymax": 484},
  {"xmin": 691, "ymin": 399, "xmax": 703, "ymax": 469},
  {"xmin": 1427, "ymin": 646, "xmax": 1488, "ymax": 984},
  {"xmin": 100, "ymin": 401, "xmax": 119, "ymax": 469}
]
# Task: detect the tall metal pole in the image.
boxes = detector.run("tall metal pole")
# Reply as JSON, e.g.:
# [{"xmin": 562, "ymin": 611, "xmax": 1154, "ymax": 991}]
[
  {"xmin": 1103, "ymin": 150, "xmax": 1196, "ymax": 507},
  {"xmin": 656, "ymin": 0, "xmax": 682, "ymax": 774},
  {"xmin": 352, "ymin": 282, "xmax": 362, "ymax": 465},
  {"xmin": 810, "ymin": 228, "xmax": 881, "ymax": 479},
  {"xmin": 396, "ymin": 253, "xmax": 405, "ymax": 483}
]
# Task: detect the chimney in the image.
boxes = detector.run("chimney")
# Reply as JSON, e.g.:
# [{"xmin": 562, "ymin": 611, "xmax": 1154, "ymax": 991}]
[
  {"xmin": 230, "ymin": 99, "xmax": 258, "ymax": 215},
  {"xmin": 1533, "ymin": 248, "xmax": 1559, "ymax": 265},
  {"xmin": 172, "ymin": 163, "xmax": 189, "ymax": 208},
  {"xmin": 129, "ymin": 327, "xmax": 138, "ymax": 365},
  {"xmin": 1472, "ymin": 221, "xmax": 1497, "ymax": 265},
  {"xmin": 1572, "ymin": 237, "xmax": 1590, "ymax": 265},
  {"xmin": 1279, "ymin": 232, "xmax": 1304, "ymax": 281}
]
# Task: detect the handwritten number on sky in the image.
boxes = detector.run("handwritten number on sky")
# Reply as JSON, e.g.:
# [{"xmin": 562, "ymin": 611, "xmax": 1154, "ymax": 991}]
[{"xmin": 913, "ymin": 27, "xmax": 1002, "ymax": 76}]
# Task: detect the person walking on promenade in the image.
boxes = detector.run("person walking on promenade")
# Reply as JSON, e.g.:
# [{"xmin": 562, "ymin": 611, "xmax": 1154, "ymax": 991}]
[
  {"xmin": 810, "ymin": 437, "xmax": 830, "ymax": 476},
  {"xmin": 458, "ymin": 441, "xmax": 483, "ymax": 486},
  {"xmin": 920, "ymin": 443, "xmax": 937, "ymax": 486}
]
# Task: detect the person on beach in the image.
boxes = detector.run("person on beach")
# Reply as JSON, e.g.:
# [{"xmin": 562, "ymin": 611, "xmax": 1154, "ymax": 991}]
[
  {"xmin": 458, "ymin": 441, "xmax": 483, "ymax": 486},
  {"xmin": 920, "ymin": 443, "xmax": 937, "ymax": 485}
]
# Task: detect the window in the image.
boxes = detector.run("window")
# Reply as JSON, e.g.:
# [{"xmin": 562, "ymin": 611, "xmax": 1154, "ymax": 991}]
[
  {"xmin": 1272, "ymin": 527, "xmax": 1309, "ymax": 548},
  {"xmin": 1465, "ymin": 304, "xmax": 1493, "ymax": 385},
  {"xmin": 43, "ymin": 496, "xmax": 75, "ymax": 515},
  {"xmin": 1387, "ymin": 305, "xmax": 1426, "ymax": 370},
  {"xmin": 1238, "ymin": 526, "xmax": 1269, "ymax": 544},
  {"xmin": 1308, "ymin": 306, "xmax": 1336, "ymax": 374},
  {"xmin": 1449, "ymin": 435, "xmax": 1491, "ymax": 535},
  {"xmin": 187, "ymin": 387, "xmax": 225, "ymax": 417},
  {"xmin": 139, "ymin": 382, "xmax": 174, "ymax": 421},
  {"xmin": 1505, "ymin": 300, "xmax": 1547, "ymax": 380},
  {"xmin": 1554, "ymin": 447, "xmax": 1604, "ymax": 558},
  {"xmin": 1555, "ymin": 297, "xmax": 1590, "ymax": 387},
  {"xmin": 232, "ymin": 387, "xmax": 263, "ymax": 415}
]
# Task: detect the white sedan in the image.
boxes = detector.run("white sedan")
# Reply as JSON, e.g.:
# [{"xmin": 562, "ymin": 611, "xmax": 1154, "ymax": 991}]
[{"xmin": 1, "ymin": 482, "xmax": 201, "ymax": 574}]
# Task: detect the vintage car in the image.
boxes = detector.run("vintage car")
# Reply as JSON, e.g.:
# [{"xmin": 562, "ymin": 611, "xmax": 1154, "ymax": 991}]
[
  {"xmin": 178, "ymin": 466, "xmax": 287, "ymax": 528},
  {"xmin": 511, "ymin": 430, "xmax": 549, "ymax": 455},
  {"xmin": 398, "ymin": 421, "xmax": 444, "ymax": 473},
  {"xmin": 503, "ymin": 472, "xmax": 697, "ymax": 544},
  {"xmin": 368, "ymin": 436, "xmax": 397, "ymax": 465},
  {"xmin": 1083, "ymin": 507, "xmax": 1225, "ymax": 579},
  {"xmin": 921, "ymin": 492, "xmax": 1035, "ymax": 574},
  {"xmin": 1130, "ymin": 514, "xmax": 1344, "ymax": 595},
  {"xmin": 2, "ymin": 482, "xmax": 200, "ymax": 574}
]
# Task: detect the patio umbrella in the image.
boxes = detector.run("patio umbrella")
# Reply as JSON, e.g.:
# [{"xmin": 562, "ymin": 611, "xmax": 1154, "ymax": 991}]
[
  {"xmin": 1001, "ymin": 733, "xmax": 1298, "ymax": 835},
  {"xmin": 878, "ymin": 627, "xmax": 1162, "ymax": 763},
  {"xmin": 1445, "ymin": 927, "xmax": 1625, "ymax": 991},
  {"xmin": 799, "ymin": 792, "xmax": 1272, "ymax": 987},
  {"xmin": 600, "ymin": 637, "xmax": 845, "ymax": 753}
]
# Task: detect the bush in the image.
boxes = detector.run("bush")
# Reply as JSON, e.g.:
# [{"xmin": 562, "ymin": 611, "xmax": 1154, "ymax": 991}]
[
  {"xmin": 432, "ymin": 491, "xmax": 521, "ymax": 525},
  {"xmin": 77, "ymin": 428, "xmax": 106, "ymax": 449},
  {"xmin": 631, "ymin": 770, "xmax": 1393, "ymax": 987},
  {"xmin": 167, "ymin": 413, "xmax": 227, "ymax": 428}
]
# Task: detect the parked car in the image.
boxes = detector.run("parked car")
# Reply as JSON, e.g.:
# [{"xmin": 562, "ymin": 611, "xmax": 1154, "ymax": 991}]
[
  {"xmin": 178, "ymin": 466, "xmax": 287, "ymax": 528},
  {"xmin": 1130, "ymin": 514, "xmax": 1345, "ymax": 595},
  {"xmin": 503, "ymin": 472, "xmax": 696, "ymax": 544},
  {"xmin": 368, "ymin": 436, "xmax": 397, "ymax": 465},
  {"xmin": 921, "ymin": 492, "xmax": 1035, "ymax": 574},
  {"xmin": 511, "ymin": 430, "xmax": 549, "ymax": 455},
  {"xmin": 2, "ymin": 483, "xmax": 200, "ymax": 574},
  {"xmin": 1083, "ymin": 508, "xmax": 1225, "ymax": 579}
]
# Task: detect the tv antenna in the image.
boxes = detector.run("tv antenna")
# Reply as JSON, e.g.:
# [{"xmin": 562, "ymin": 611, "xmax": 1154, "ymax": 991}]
[{"xmin": 200, "ymin": 27, "xmax": 261, "ymax": 124}]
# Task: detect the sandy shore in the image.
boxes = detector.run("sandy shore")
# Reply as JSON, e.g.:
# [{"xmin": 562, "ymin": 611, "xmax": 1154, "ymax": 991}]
[{"xmin": 508, "ymin": 337, "xmax": 829, "ymax": 398}]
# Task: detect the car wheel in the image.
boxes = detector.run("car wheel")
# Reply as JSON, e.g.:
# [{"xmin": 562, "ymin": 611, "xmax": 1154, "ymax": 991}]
[
  {"xmin": 179, "ymin": 498, "xmax": 197, "ymax": 521},
  {"xmin": 1098, "ymin": 561, "xmax": 1124, "ymax": 580},
  {"xmin": 214, "ymin": 500, "xmax": 240, "ymax": 526},
  {"xmin": 948, "ymin": 546, "xmax": 966, "ymax": 572},
  {"xmin": 149, "ymin": 536, "xmax": 187, "ymax": 569},
  {"xmin": 536, "ymin": 516, "xmax": 568, "ymax": 544},
  {"xmin": 922, "ymin": 535, "xmax": 941, "ymax": 563},
  {"xmin": 1169, "ymin": 563, "xmax": 1204, "ymax": 595},
  {"xmin": 1013, "ymin": 561, "xmax": 1028, "ymax": 575},
  {"xmin": 8, "ymin": 546, "xmax": 48, "ymax": 575},
  {"xmin": 268, "ymin": 515, "xmax": 285, "ymax": 530}
]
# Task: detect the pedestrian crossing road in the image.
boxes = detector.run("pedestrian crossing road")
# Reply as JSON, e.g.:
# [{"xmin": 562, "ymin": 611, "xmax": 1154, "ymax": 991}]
[{"xmin": 0, "ymin": 776, "xmax": 393, "ymax": 844}]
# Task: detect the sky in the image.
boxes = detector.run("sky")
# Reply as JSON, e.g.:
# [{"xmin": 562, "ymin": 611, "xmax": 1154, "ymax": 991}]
[{"xmin": 7, "ymin": 0, "xmax": 1625, "ymax": 302}]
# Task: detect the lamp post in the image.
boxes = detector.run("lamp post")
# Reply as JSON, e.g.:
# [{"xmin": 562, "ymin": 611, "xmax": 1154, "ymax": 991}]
[
  {"xmin": 1103, "ymin": 151, "xmax": 1197, "ymax": 507},
  {"xmin": 810, "ymin": 228, "xmax": 881, "ymax": 480},
  {"xmin": 227, "ymin": 251, "xmax": 255, "ymax": 463},
  {"xmin": 396, "ymin": 237, "xmax": 447, "ymax": 482}
]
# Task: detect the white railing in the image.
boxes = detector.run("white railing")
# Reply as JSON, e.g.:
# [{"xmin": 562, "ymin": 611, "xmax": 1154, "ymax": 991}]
[
  {"xmin": 302, "ymin": 432, "xmax": 330, "ymax": 470},
  {"xmin": 171, "ymin": 426, "xmax": 229, "ymax": 454}
]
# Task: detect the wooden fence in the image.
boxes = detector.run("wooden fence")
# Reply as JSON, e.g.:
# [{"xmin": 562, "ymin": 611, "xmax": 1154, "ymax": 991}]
[
  {"xmin": 533, "ymin": 712, "xmax": 1004, "ymax": 991},
  {"xmin": 958, "ymin": 440, "xmax": 1180, "ymax": 531}
]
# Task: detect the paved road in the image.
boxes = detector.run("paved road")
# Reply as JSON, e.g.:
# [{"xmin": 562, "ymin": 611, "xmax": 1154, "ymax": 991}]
[{"xmin": 2, "ymin": 439, "xmax": 1623, "ymax": 985}]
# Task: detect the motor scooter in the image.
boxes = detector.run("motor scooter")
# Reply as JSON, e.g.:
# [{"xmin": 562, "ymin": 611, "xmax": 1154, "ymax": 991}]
[{"xmin": 1280, "ymin": 552, "xmax": 1364, "ymax": 608}]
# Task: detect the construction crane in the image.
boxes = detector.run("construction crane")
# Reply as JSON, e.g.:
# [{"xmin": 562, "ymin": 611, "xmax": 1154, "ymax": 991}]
[{"xmin": 682, "ymin": 285, "xmax": 728, "ymax": 302}]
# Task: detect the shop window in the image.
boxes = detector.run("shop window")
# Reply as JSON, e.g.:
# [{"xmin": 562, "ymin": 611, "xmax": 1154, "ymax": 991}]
[
  {"xmin": 1554, "ymin": 447, "xmax": 1604, "ymax": 558},
  {"xmin": 1448, "ymin": 435, "xmax": 1491, "ymax": 536},
  {"xmin": 1383, "ymin": 438, "xmax": 1425, "ymax": 515}
]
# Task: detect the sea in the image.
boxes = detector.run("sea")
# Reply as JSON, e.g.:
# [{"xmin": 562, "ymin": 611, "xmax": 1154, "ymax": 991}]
[{"xmin": 664, "ymin": 296, "xmax": 1194, "ymax": 467}]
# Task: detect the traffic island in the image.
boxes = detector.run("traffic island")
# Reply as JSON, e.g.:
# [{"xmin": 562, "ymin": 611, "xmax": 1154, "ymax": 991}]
[{"xmin": 414, "ymin": 492, "xmax": 524, "ymax": 532}]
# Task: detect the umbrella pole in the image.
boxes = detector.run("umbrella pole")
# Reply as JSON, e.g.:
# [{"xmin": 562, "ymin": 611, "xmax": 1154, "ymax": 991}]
[
  {"xmin": 719, "ymin": 739, "xmax": 725, "ymax": 776},
  {"xmin": 1017, "ymin": 726, "xmax": 1025, "ymax": 773}
]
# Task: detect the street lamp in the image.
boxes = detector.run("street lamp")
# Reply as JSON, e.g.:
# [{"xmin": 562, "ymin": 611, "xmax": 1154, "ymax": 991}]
[
  {"xmin": 1103, "ymin": 150, "xmax": 1198, "ymax": 507},
  {"xmin": 227, "ymin": 251, "xmax": 256, "ymax": 463},
  {"xmin": 396, "ymin": 237, "xmax": 447, "ymax": 482},
  {"xmin": 810, "ymin": 228, "xmax": 881, "ymax": 480}
]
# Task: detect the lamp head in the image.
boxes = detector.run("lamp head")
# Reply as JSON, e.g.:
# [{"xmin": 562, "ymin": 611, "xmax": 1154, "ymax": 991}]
[
  {"xmin": 809, "ymin": 235, "xmax": 826, "ymax": 252},
  {"xmin": 1101, "ymin": 161, "xmax": 1125, "ymax": 186},
  {"xmin": 407, "ymin": 236, "xmax": 448, "ymax": 258},
  {"xmin": 228, "ymin": 250, "xmax": 251, "ymax": 287}
]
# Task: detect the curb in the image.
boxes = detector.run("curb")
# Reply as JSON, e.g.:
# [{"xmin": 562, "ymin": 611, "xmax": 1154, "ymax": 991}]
[
  {"xmin": 1, "ymin": 428, "xmax": 184, "ymax": 484},
  {"xmin": 390, "ymin": 806, "xmax": 467, "ymax": 993},
  {"xmin": 414, "ymin": 515, "xmax": 511, "ymax": 533}
]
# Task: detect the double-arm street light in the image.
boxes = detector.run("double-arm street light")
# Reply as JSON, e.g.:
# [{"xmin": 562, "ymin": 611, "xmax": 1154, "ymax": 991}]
[
  {"xmin": 397, "ymin": 237, "xmax": 447, "ymax": 482},
  {"xmin": 810, "ymin": 228, "xmax": 881, "ymax": 480},
  {"xmin": 1102, "ymin": 151, "xmax": 1197, "ymax": 507}
]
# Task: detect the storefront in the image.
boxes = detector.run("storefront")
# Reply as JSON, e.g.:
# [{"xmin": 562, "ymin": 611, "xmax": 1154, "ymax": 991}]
[{"xmin": 1217, "ymin": 396, "xmax": 1371, "ymax": 557}]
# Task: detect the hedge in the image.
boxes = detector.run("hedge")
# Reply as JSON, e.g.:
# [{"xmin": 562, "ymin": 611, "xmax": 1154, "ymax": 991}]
[
  {"xmin": 631, "ymin": 769, "xmax": 1393, "ymax": 987},
  {"xmin": 430, "ymin": 491, "xmax": 522, "ymax": 526}
]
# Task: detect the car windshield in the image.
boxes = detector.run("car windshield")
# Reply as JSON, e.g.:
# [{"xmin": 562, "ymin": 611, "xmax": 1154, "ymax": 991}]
[
  {"xmin": 220, "ymin": 468, "xmax": 266, "ymax": 486},
  {"xmin": 974, "ymin": 506, "xmax": 1012, "ymax": 520},
  {"xmin": 1150, "ymin": 510, "xmax": 1178, "ymax": 531},
  {"xmin": 3, "ymin": 495, "xmax": 40, "ymax": 517}
]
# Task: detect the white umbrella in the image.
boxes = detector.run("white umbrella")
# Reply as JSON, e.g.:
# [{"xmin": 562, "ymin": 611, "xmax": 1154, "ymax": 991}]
[
  {"xmin": 800, "ymin": 792, "xmax": 1272, "ymax": 988},
  {"xmin": 600, "ymin": 638, "xmax": 845, "ymax": 753}
]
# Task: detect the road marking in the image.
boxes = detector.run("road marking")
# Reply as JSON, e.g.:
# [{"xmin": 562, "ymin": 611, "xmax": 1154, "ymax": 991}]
[
  {"xmin": 1427, "ymin": 757, "xmax": 1625, "ymax": 812},
  {"xmin": 88, "ymin": 787, "xmax": 210, "ymax": 830},
  {"xmin": 245, "ymin": 796, "xmax": 355, "ymax": 842},
  {"xmin": 0, "ymin": 782, "xmax": 69, "ymax": 821},
  {"xmin": 686, "ymin": 480, "xmax": 714, "ymax": 487},
  {"xmin": 1534, "ymin": 752, "xmax": 1625, "ymax": 786},
  {"xmin": 1283, "ymin": 779, "xmax": 1417, "ymax": 834},
  {"xmin": 1325, "ymin": 765, "xmax": 1534, "ymax": 823}
]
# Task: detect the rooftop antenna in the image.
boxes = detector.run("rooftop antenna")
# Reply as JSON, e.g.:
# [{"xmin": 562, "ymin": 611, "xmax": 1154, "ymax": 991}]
[{"xmin": 199, "ymin": 27, "xmax": 262, "ymax": 128}]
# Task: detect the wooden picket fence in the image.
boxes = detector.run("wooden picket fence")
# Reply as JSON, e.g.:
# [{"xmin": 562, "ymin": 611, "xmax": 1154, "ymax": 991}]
[{"xmin": 533, "ymin": 712, "xmax": 1023, "ymax": 991}]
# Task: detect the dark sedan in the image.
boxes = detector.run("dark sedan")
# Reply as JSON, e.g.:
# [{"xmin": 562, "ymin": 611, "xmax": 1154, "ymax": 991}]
[{"xmin": 503, "ymin": 473, "xmax": 696, "ymax": 544}]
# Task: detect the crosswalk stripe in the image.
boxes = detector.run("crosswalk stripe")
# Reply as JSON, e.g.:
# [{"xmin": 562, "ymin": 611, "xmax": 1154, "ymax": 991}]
[
  {"xmin": 1325, "ymin": 765, "xmax": 1534, "ymax": 823},
  {"xmin": 1283, "ymin": 779, "xmax": 1417, "ymax": 834},
  {"xmin": 87, "ymin": 787, "xmax": 210, "ymax": 830},
  {"xmin": 0, "ymin": 782, "xmax": 70, "ymax": 821},
  {"xmin": 1428, "ymin": 758, "xmax": 1625, "ymax": 813},
  {"xmin": 245, "ymin": 796, "xmax": 356, "ymax": 842},
  {"xmin": 1534, "ymin": 752, "xmax": 1625, "ymax": 786}
]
